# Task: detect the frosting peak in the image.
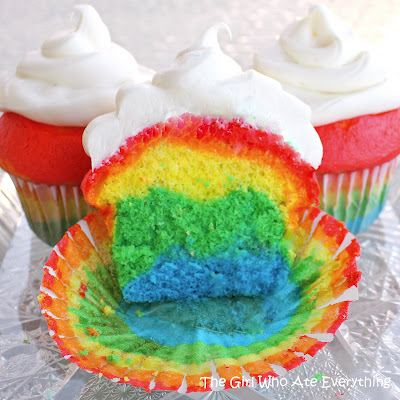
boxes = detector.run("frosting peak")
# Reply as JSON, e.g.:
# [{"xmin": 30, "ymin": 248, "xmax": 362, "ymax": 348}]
[
  {"xmin": 0, "ymin": 5, "xmax": 154, "ymax": 126},
  {"xmin": 41, "ymin": 5, "xmax": 111, "ymax": 58},
  {"xmin": 281, "ymin": 5, "xmax": 363, "ymax": 68},
  {"xmin": 254, "ymin": 5, "xmax": 400, "ymax": 125},
  {"xmin": 83, "ymin": 24, "xmax": 322, "ymax": 169},
  {"xmin": 255, "ymin": 4, "xmax": 385, "ymax": 94},
  {"xmin": 153, "ymin": 23, "xmax": 240, "ymax": 89},
  {"xmin": 178, "ymin": 22, "xmax": 231, "ymax": 55}
]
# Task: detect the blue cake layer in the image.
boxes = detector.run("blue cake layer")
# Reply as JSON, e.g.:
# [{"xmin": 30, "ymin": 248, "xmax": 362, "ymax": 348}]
[
  {"xmin": 117, "ymin": 280, "xmax": 301, "ymax": 347},
  {"xmin": 122, "ymin": 244, "xmax": 290, "ymax": 303}
]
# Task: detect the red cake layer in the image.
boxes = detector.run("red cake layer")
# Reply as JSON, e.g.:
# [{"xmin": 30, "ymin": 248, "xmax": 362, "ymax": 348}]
[
  {"xmin": 0, "ymin": 112, "xmax": 91, "ymax": 184},
  {"xmin": 316, "ymin": 108, "xmax": 400, "ymax": 174}
]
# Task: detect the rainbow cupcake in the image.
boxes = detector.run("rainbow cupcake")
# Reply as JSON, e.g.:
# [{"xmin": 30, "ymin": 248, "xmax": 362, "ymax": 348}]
[
  {"xmin": 253, "ymin": 5, "xmax": 400, "ymax": 233},
  {"xmin": 39, "ymin": 24, "xmax": 361, "ymax": 393},
  {"xmin": 0, "ymin": 5, "xmax": 154, "ymax": 245}
]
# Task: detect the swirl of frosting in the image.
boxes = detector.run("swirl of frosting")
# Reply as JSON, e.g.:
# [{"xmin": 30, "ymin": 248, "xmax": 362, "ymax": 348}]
[
  {"xmin": 0, "ymin": 5, "xmax": 154, "ymax": 126},
  {"xmin": 281, "ymin": 5, "xmax": 364, "ymax": 69},
  {"xmin": 253, "ymin": 5, "xmax": 400, "ymax": 125},
  {"xmin": 254, "ymin": 5, "xmax": 385, "ymax": 93},
  {"xmin": 83, "ymin": 24, "xmax": 322, "ymax": 169}
]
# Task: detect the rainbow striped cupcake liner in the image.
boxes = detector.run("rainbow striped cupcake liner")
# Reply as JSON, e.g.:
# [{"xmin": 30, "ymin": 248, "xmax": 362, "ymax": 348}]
[
  {"xmin": 38, "ymin": 207, "xmax": 360, "ymax": 393},
  {"xmin": 10, "ymin": 176, "xmax": 92, "ymax": 246},
  {"xmin": 317, "ymin": 156, "xmax": 399, "ymax": 234}
]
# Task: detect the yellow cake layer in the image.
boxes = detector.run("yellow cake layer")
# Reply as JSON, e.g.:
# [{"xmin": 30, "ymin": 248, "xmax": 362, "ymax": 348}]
[{"xmin": 96, "ymin": 143, "xmax": 308, "ymax": 227}]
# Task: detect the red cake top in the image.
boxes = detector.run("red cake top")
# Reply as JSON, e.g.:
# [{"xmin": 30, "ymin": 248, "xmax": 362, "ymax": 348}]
[
  {"xmin": 316, "ymin": 108, "xmax": 400, "ymax": 174},
  {"xmin": 0, "ymin": 112, "xmax": 91, "ymax": 185}
]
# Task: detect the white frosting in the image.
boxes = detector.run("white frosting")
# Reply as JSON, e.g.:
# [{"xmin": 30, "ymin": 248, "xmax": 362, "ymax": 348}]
[
  {"xmin": 83, "ymin": 23, "xmax": 322, "ymax": 169},
  {"xmin": 0, "ymin": 4, "xmax": 154, "ymax": 126},
  {"xmin": 253, "ymin": 4, "xmax": 400, "ymax": 126}
]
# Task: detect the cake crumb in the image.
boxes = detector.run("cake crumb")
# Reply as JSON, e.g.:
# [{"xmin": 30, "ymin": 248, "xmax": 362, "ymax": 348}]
[
  {"xmin": 103, "ymin": 306, "xmax": 114, "ymax": 315},
  {"xmin": 87, "ymin": 327, "xmax": 99, "ymax": 336},
  {"xmin": 312, "ymin": 373, "xmax": 324, "ymax": 381}
]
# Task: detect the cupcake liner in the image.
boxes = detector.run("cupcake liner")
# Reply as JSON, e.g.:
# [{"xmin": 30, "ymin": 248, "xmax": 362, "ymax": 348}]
[
  {"xmin": 317, "ymin": 155, "xmax": 399, "ymax": 234},
  {"xmin": 38, "ymin": 207, "xmax": 360, "ymax": 393},
  {"xmin": 10, "ymin": 175, "xmax": 92, "ymax": 246}
]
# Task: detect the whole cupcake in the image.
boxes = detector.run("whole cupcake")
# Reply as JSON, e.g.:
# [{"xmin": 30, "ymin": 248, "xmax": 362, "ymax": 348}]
[
  {"xmin": 253, "ymin": 4, "xmax": 400, "ymax": 233},
  {"xmin": 0, "ymin": 4, "xmax": 154, "ymax": 245}
]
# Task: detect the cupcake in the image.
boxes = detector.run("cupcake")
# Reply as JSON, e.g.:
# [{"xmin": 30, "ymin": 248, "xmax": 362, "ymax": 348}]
[
  {"xmin": 39, "ymin": 24, "xmax": 361, "ymax": 393},
  {"xmin": 0, "ymin": 4, "xmax": 154, "ymax": 245},
  {"xmin": 253, "ymin": 4, "xmax": 400, "ymax": 233}
]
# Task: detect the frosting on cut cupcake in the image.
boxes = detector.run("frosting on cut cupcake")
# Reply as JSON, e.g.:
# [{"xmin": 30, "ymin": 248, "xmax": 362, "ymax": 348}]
[
  {"xmin": 83, "ymin": 23, "xmax": 322, "ymax": 169},
  {"xmin": 254, "ymin": 5, "xmax": 400, "ymax": 126},
  {"xmin": 0, "ymin": 5, "xmax": 154, "ymax": 126}
]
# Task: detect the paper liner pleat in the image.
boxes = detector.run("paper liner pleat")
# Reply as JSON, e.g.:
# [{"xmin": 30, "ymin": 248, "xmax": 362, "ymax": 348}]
[
  {"xmin": 38, "ymin": 207, "xmax": 361, "ymax": 393},
  {"xmin": 317, "ymin": 156, "xmax": 399, "ymax": 234},
  {"xmin": 10, "ymin": 175, "xmax": 92, "ymax": 245}
]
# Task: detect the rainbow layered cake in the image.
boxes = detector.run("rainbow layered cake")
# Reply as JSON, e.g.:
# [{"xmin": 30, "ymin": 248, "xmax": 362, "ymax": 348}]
[{"xmin": 39, "ymin": 24, "xmax": 361, "ymax": 393}]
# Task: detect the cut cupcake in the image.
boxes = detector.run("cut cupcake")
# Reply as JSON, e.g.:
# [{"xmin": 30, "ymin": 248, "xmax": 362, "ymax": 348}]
[
  {"xmin": 81, "ymin": 23, "xmax": 322, "ymax": 303},
  {"xmin": 253, "ymin": 4, "xmax": 400, "ymax": 233},
  {"xmin": 39, "ymin": 23, "xmax": 361, "ymax": 393}
]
